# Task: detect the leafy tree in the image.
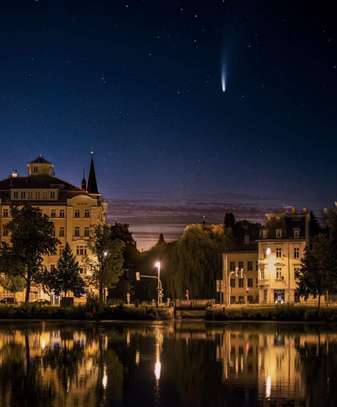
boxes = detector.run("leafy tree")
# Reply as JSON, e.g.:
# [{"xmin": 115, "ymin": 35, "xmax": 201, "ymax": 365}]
[
  {"xmin": 296, "ymin": 234, "xmax": 332, "ymax": 310},
  {"xmin": 88, "ymin": 225, "xmax": 125, "ymax": 304},
  {"xmin": 0, "ymin": 275, "xmax": 25, "ymax": 299},
  {"xmin": 41, "ymin": 243, "xmax": 85, "ymax": 298},
  {"xmin": 3, "ymin": 205, "xmax": 58, "ymax": 303}
]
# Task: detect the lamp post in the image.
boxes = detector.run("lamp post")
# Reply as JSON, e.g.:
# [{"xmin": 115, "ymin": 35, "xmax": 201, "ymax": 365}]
[
  {"xmin": 155, "ymin": 261, "xmax": 161, "ymax": 306},
  {"xmin": 102, "ymin": 250, "xmax": 108, "ymax": 303}
]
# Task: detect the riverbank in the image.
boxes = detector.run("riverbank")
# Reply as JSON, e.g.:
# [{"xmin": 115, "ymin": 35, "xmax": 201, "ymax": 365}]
[
  {"xmin": 0, "ymin": 304, "xmax": 173, "ymax": 321},
  {"xmin": 205, "ymin": 305, "xmax": 337, "ymax": 322}
]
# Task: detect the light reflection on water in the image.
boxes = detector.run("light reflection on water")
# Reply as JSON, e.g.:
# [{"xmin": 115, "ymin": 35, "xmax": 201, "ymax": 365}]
[{"xmin": 0, "ymin": 321, "xmax": 336, "ymax": 406}]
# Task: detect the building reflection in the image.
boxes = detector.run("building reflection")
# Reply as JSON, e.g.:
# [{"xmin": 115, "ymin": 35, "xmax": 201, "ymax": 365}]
[{"xmin": 0, "ymin": 323, "xmax": 336, "ymax": 406}]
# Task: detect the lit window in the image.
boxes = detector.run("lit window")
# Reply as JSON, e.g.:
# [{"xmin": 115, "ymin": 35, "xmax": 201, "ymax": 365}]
[
  {"xmin": 84, "ymin": 209, "xmax": 90, "ymax": 218},
  {"xmin": 74, "ymin": 227, "xmax": 80, "ymax": 237},
  {"xmin": 59, "ymin": 210, "xmax": 65, "ymax": 218},
  {"xmin": 266, "ymin": 247, "xmax": 271, "ymax": 256}
]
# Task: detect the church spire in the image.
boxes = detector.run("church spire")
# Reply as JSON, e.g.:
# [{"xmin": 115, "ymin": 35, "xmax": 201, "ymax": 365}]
[{"xmin": 87, "ymin": 152, "xmax": 99, "ymax": 194}]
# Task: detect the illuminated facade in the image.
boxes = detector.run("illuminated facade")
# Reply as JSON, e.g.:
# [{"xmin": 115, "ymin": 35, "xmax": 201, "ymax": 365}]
[
  {"xmin": 221, "ymin": 250, "xmax": 259, "ymax": 305},
  {"xmin": 258, "ymin": 210, "xmax": 309, "ymax": 304},
  {"xmin": 0, "ymin": 155, "xmax": 107, "ymax": 302}
]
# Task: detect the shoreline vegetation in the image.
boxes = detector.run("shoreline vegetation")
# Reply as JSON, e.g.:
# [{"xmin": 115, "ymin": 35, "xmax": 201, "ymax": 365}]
[{"xmin": 1, "ymin": 304, "xmax": 337, "ymax": 322}]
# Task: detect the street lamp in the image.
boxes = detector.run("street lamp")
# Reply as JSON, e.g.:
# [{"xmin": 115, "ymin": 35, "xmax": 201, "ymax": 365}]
[
  {"xmin": 103, "ymin": 250, "xmax": 108, "ymax": 258},
  {"xmin": 155, "ymin": 261, "xmax": 161, "ymax": 306}
]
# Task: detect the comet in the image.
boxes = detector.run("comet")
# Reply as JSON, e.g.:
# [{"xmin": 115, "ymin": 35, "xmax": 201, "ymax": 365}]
[{"xmin": 221, "ymin": 64, "xmax": 226, "ymax": 93}]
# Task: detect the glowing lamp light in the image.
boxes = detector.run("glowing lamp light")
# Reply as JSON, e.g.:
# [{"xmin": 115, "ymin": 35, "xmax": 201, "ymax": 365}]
[
  {"xmin": 266, "ymin": 247, "xmax": 271, "ymax": 256},
  {"xmin": 154, "ymin": 360, "xmax": 161, "ymax": 381},
  {"xmin": 265, "ymin": 375, "xmax": 272, "ymax": 399}
]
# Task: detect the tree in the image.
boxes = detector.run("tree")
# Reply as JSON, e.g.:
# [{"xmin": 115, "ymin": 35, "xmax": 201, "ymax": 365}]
[
  {"xmin": 296, "ymin": 234, "xmax": 332, "ymax": 310},
  {"xmin": 41, "ymin": 243, "xmax": 85, "ymax": 298},
  {"xmin": 3, "ymin": 205, "xmax": 58, "ymax": 303},
  {"xmin": 88, "ymin": 225, "xmax": 125, "ymax": 304},
  {"xmin": 0, "ymin": 275, "xmax": 25, "ymax": 299}
]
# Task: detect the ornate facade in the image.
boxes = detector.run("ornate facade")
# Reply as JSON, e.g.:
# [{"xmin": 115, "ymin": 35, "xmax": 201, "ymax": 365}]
[{"xmin": 0, "ymin": 155, "xmax": 107, "ymax": 302}]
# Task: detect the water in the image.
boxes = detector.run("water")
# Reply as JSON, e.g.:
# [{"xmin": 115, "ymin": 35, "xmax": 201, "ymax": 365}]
[{"xmin": 0, "ymin": 321, "xmax": 336, "ymax": 406}]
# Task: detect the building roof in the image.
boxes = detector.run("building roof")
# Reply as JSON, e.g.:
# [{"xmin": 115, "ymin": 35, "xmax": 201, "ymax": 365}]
[
  {"xmin": 0, "ymin": 174, "xmax": 92, "ymax": 204},
  {"xmin": 29, "ymin": 155, "xmax": 52, "ymax": 165}
]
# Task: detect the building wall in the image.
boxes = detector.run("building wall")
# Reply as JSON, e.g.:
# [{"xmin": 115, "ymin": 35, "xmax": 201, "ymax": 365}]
[
  {"xmin": 258, "ymin": 240, "xmax": 305, "ymax": 304},
  {"xmin": 0, "ymin": 192, "xmax": 106, "ymax": 302},
  {"xmin": 222, "ymin": 251, "xmax": 259, "ymax": 305}
]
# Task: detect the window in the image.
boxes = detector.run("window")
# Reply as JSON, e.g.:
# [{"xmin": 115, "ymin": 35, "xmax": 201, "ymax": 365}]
[
  {"xmin": 76, "ymin": 246, "xmax": 87, "ymax": 256},
  {"xmin": 84, "ymin": 209, "xmax": 90, "ymax": 218},
  {"xmin": 59, "ymin": 246, "xmax": 64, "ymax": 255},
  {"xmin": 230, "ymin": 296, "xmax": 236, "ymax": 304},
  {"xmin": 293, "ymin": 228, "xmax": 300, "ymax": 239},
  {"xmin": 50, "ymin": 191, "xmax": 55, "ymax": 199},
  {"xmin": 59, "ymin": 227, "xmax": 65, "ymax": 237},
  {"xmin": 74, "ymin": 227, "xmax": 80, "ymax": 237},
  {"xmin": 21, "ymin": 191, "xmax": 26, "ymax": 199},
  {"xmin": 247, "ymin": 261, "xmax": 253, "ymax": 271},
  {"xmin": 2, "ymin": 225, "xmax": 8, "ymax": 237},
  {"xmin": 276, "ymin": 267, "xmax": 282, "ymax": 280},
  {"xmin": 276, "ymin": 229, "xmax": 282, "ymax": 238},
  {"xmin": 238, "ymin": 261, "xmax": 244, "ymax": 271},
  {"xmin": 59, "ymin": 210, "xmax": 65, "ymax": 218},
  {"xmin": 276, "ymin": 248, "xmax": 282, "ymax": 258},
  {"xmin": 33, "ymin": 166, "xmax": 38, "ymax": 173},
  {"xmin": 79, "ymin": 267, "xmax": 87, "ymax": 275},
  {"xmin": 260, "ymin": 270, "xmax": 265, "ymax": 280},
  {"xmin": 51, "ymin": 209, "xmax": 56, "ymax": 218},
  {"xmin": 230, "ymin": 279, "xmax": 235, "ymax": 288},
  {"xmin": 239, "ymin": 278, "xmax": 244, "ymax": 288},
  {"xmin": 230, "ymin": 261, "xmax": 235, "ymax": 271},
  {"xmin": 84, "ymin": 227, "xmax": 90, "ymax": 237},
  {"xmin": 35, "ymin": 191, "xmax": 40, "ymax": 199},
  {"xmin": 74, "ymin": 210, "xmax": 80, "ymax": 218},
  {"xmin": 294, "ymin": 248, "xmax": 300, "ymax": 259},
  {"xmin": 247, "ymin": 295, "xmax": 254, "ymax": 304},
  {"xmin": 3, "ymin": 209, "xmax": 8, "ymax": 217},
  {"xmin": 263, "ymin": 289, "xmax": 268, "ymax": 303},
  {"xmin": 255, "ymin": 261, "xmax": 259, "ymax": 271},
  {"xmin": 294, "ymin": 267, "xmax": 300, "ymax": 279},
  {"xmin": 13, "ymin": 191, "xmax": 18, "ymax": 199},
  {"xmin": 238, "ymin": 296, "xmax": 244, "ymax": 304},
  {"xmin": 248, "ymin": 278, "xmax": 253, "ymax": 288}
]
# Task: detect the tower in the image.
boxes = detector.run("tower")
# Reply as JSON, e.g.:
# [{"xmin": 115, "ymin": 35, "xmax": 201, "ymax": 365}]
[
  {"xmin": 87, "ymin": 153, "xmax": 99, "ymax": 195},
  {"xmin": 81, "ymin": 170, "xmax": 87, "ymax": 191}
]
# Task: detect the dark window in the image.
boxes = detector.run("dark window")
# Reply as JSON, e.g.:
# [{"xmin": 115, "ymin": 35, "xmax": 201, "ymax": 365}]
[
  {"xmin": 230, "ymin": 296, "xmax": 236, "ymax": 304},
  {"xmin": 59, "ymin": 227, "xmax": 64, "ymax": 237},
  {"xmin": 247, "ymin": 261, "xmax": 253, "ymax": 271},
  {"xmin": 84, "ymin": 227, "xmax": 90, "ymax": 237},
  {"xmin": 74, "ymin": 210, "xmax": 80, "ymax": 218},
  {"xmin": 238, "ymin": 296, "xmax": 244, "ymax": 304},
  {"xmin": 230, "ymin": 279, "xmax": 235, "ymax": 288},
  {"xmin": 51, "ymin": 209, "xmax": 56, "ymax": 218},
  {"xmin": 59, "ymin": 210, "xmax": 65, "ymax": 218},
  {"xmin": 74, "ymin": 227, "xmax": 80, "ymax": 237},
  {"xmin": 238, "ymin": 261, "xmax": 244, "ymax": 270},
  {"xmin": 248, "ymin": 278, "xmax": 253, "ymax": 288},
  {"xmin": 239, "ymin": 278, "xmax": 244, "ymax": 288},
  {"xmin": 84, "ymin": 209, "xmax": 90, "ymax": 218},
  {"xmin": 247, "ymin": 295, "xmax": 253, "ymax": 303},
  {"xmin": 230, "ymin": 261, "xmax": 235, "ymax": 271}
]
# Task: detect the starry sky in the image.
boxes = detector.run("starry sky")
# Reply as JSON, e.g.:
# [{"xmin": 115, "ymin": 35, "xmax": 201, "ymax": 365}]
[{"xmin": 0, "ymin": 0, "xmax": 336, "ymax": 249}]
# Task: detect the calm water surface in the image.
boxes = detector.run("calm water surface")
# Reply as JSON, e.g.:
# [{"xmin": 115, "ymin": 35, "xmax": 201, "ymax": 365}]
[{"xmin": 0, "ymin": 321, "xmax": 336, "ymax": 406}]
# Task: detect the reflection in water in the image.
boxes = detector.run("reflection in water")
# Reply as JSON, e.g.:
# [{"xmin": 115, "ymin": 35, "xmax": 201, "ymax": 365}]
[{"xmin": 0, "ymin": 322, "xmax": 336, "ymax": 406}]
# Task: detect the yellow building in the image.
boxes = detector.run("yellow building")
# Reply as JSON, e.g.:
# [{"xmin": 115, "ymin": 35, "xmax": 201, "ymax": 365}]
[
  {"xmin": 0, "ymin": 155, "xmax": 107, "ymax": 303},
  {"xmin": 221, "ymin": 250, "xmax": 259, "ymax": 305},
  {"xmin": 258, "ymin": 210, "xmax": 309, "ymax": 304}
]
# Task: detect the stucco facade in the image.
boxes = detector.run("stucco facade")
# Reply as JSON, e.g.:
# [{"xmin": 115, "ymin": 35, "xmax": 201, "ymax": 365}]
[{"xmin": 0, "ymin": 155, "xmax": 107, "ymax": 302}]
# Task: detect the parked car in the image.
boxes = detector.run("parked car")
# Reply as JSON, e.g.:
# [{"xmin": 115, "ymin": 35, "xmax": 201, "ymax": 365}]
[
  {"xmin": 31, "ymin": 299, "xmax": 51, "ymax": 306},
  {"xmin": 0, "ymin": 297, "xmax": 17, "ymax": 305}
]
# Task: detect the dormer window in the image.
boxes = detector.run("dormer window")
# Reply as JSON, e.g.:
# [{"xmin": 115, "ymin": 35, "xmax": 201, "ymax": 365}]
[
  {"xmin": 293, "ymin": 228, "xmax": 300, "ymax": 239},
  {"xmin": 276, "ymin": 229, "xmax": 282, "ymax": 238}
]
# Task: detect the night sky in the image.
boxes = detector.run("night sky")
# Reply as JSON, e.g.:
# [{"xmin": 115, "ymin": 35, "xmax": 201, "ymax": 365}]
[{"xmin": 0, "ymin": 1, "xmax": 336, "ymax": 249}]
